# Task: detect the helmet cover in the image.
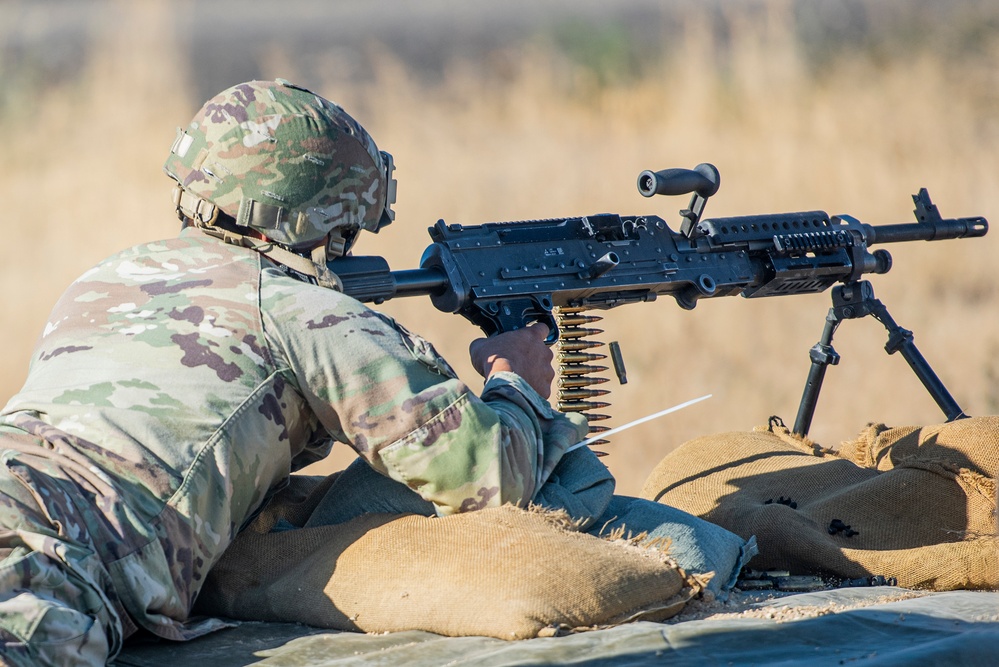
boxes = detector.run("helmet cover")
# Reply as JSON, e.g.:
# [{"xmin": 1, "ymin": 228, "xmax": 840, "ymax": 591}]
[{"xmin": 164, "ymin": 79, "xmax": 395, "ymax": 251}]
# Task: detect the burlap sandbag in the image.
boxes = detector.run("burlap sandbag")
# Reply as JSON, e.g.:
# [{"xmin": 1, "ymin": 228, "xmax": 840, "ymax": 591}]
[
  {"xmin": 195, "ymin": 499, "xmax": 695, "ymax": 639},
  {"xmin": 640, "ymin": 418, "xmax": 998, "ymax": 590},
  {"xmin": 841, "ymin": 416, "xmax": 999, "ymax": 479}
]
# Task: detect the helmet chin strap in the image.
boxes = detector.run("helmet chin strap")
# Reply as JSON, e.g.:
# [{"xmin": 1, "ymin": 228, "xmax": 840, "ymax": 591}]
[
  {"xmin": 309, "ymin": 243, "xmax": 342, "ymax": 290},
  {"xmin": 175, "ymin": 187, "xmax": 343, "ymax": 290},
  {"xmin": 240, "ymin": 236, "xmax": 342, "ymax": 291}
]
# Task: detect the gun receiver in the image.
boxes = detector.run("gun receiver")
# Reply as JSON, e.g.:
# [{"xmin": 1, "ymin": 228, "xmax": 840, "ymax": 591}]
[{"xmin": 329, "ymin": 165, "xmax": 988, "ymax": 436}]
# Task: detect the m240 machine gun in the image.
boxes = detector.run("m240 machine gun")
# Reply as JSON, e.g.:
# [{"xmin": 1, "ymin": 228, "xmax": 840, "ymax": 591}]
[{"xmin": 329, "ymin": 164, "xmax": 988, "ymax": 439}]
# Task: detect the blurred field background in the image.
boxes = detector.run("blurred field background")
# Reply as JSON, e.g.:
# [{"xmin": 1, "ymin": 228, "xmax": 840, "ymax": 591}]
[{"xmin": 2, "ymin": 0, "xmax": 997, "ymax": 494}]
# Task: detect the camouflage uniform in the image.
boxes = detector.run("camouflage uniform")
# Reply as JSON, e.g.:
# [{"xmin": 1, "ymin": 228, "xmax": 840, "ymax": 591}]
[
  {"xmin": 0, "ymin": 230, "xmax": 586, "ymax": 665},
  {"xmin": 0, "ymin": 79, "xmax": 753, "ymax": 666}
]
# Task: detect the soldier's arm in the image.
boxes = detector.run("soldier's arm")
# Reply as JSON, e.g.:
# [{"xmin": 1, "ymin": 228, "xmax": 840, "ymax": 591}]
[{"xmin": 260, "ymin": 271, "xmax": 587, "ymax": 514}]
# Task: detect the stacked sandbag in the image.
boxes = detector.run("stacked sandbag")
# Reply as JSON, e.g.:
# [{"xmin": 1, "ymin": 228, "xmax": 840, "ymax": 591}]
[
  {"xmin": 195, "ymin": 490, "xmax": 696, "ymax": 639},
  {"xmin": 641, "ymin": 417, "xmax": 998, "ymax": 590}
]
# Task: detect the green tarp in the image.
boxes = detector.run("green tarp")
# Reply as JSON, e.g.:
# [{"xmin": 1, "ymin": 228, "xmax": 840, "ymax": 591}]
[{"xmin": 114, "ymin": 588, "xmax": 999, "ymax": 666}]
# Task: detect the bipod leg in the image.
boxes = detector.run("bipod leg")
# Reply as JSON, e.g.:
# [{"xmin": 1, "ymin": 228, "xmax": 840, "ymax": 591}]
[
  {"xmin": 793, "ymin": 306, "xmax": 843, "ymax": 436},
  {"xmin": 866, "ymin": 293, "xmax": 968, "ymax": 422}
]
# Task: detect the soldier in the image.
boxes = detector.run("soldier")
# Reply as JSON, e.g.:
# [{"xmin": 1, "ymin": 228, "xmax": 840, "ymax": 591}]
[{"xmin": 0, "ymin": 80, "xmax": 751, "ymax": 666}]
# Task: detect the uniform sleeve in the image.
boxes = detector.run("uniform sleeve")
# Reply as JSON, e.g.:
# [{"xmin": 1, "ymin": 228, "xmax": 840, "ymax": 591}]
[{"xmin": 259, "ymin": 269, "xmax": 588, "ymax": 515}]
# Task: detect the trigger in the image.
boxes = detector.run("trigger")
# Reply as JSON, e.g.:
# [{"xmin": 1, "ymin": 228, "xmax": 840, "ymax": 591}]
[{"xmin": 538, "ymin": 312, "xmax": 559, "ymax": 345}]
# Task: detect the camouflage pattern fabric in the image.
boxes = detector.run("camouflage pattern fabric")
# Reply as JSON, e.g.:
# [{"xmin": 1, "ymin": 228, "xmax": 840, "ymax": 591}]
[
  {"xmin": 0, "ymin": 439, "xmax": 132, "ymax": 667},
  {"xmin": 0, "ymin": 228, "xmax": 586, "ymax": 663},
  {"xmin": 164, "ymin": 79, "xmax": 394, "ymax": 249}
]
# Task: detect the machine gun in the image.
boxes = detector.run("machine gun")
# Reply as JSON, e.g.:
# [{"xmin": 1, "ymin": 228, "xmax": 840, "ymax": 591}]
[{"xmin": 329, "ymin": 164, "xmax": 988, "ymax": 438}]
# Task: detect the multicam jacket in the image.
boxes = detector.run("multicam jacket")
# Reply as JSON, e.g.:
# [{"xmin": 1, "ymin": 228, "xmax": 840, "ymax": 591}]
[{"xmin": 0, "ymin": 228, "xmax": 586, "ymax": 640}]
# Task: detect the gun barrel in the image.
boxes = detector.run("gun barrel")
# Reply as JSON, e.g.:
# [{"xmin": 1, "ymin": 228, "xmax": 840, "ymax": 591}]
[{"xmin": 863, "ymin": 216, "xmax": 988, "ymax": 245}]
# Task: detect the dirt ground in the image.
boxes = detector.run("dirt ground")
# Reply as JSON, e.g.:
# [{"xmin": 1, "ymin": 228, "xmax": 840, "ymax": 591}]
[{"xmin": 670, "ymin": 587, "xmax": 928, "ymax": 623}]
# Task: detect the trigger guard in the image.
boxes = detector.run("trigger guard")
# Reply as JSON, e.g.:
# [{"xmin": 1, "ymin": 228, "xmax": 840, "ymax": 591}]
[
  {"xmin": 536, "ymin": 312, "xmax": 559, "ymax": 345},
  {"xmin": 475, "ymin": 297, "xmax": 557, "ymax": 340}
]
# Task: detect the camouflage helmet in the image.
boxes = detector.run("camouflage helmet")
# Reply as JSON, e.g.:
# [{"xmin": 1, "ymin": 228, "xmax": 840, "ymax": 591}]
[{"xmin": 164, "ymin": 79, "xmax": 396, "ymax": 258}]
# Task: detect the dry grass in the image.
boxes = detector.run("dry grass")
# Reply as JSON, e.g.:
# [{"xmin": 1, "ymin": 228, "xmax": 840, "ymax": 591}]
[{"xmin": 2, "ymin": 0, "xmax": 997, "ymax": 494}]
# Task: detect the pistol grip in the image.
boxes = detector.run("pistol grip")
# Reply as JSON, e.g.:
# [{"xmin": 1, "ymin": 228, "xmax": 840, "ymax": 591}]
[{"xmin": 471, "ymin": 297, "xmax": 558, "ymax": 342}]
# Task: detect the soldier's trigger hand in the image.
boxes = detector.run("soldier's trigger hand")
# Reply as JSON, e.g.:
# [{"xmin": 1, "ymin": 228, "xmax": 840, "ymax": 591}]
[{"xmin": 469, "ymin": 323, "xmax": 555, "ymax": 399}]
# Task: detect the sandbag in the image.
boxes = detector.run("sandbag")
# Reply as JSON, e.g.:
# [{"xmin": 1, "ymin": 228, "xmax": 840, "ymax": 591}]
[
  {"xmin": 195, "ymin": 500, "xmax": 695, "ymax": 639},
  {"xmin": 841, "ymin": 417, "xmax": 999, "ymax": 480},
  {"xmin": 640, "ymin": 418, "xmax": 998, "ymax": 590}
]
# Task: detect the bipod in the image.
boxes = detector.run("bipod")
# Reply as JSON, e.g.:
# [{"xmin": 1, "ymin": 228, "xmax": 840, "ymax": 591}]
[{"xmin": 792, "ymin": 280, "xmax": 967, "ymax": 436}]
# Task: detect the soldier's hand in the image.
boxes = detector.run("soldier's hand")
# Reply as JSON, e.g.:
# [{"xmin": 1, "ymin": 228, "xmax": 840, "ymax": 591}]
[{"xmin": 469, "ymin": 323, "xmax": 555, "ymax": 399}]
